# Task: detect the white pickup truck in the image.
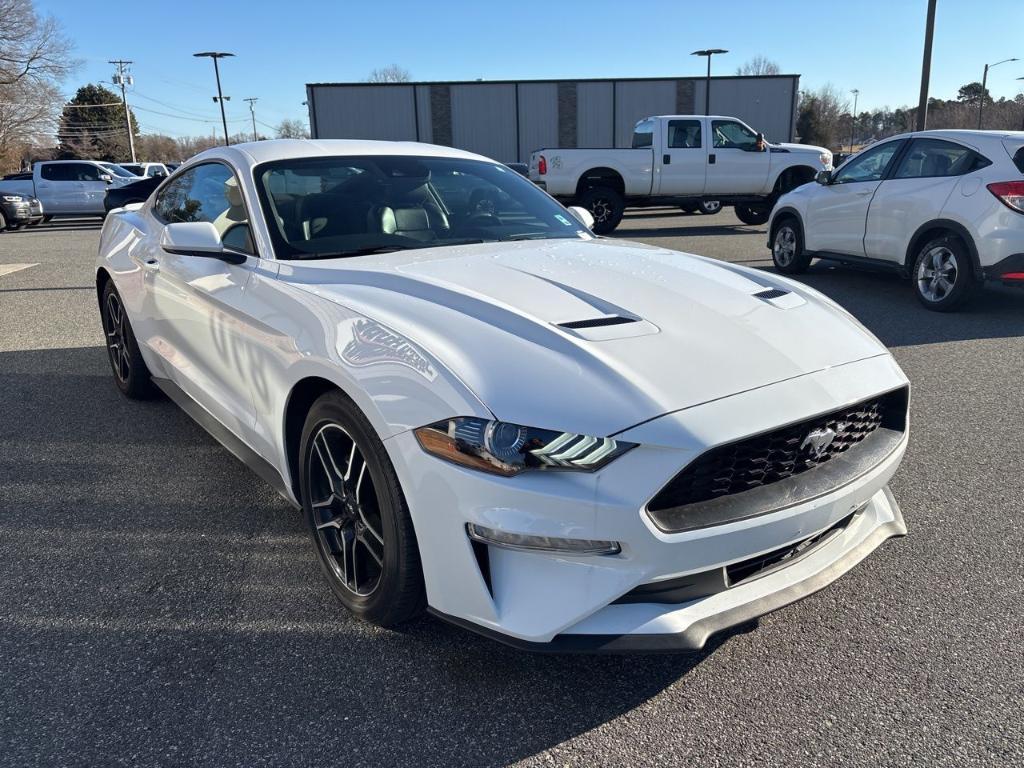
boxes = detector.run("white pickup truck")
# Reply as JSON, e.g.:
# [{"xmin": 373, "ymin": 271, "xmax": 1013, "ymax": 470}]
[
  {"xmin": 0, "ymin": 160, "xmax": 133, "ymax": 218},
  {"xmin": 529, "ymin": 115, "xmax": 832, "ymax": 233}
]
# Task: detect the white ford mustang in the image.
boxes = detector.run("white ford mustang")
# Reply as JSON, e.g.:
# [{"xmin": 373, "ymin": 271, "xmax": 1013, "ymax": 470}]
[{"xmin": 96, "ymin": 139, "xmax": 910, "ymax": 651}]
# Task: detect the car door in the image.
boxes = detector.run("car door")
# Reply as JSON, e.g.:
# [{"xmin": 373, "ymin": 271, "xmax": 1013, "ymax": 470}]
[
  {"xmin": 703, "ymin": 119, "xmax": 770, "ymax": 195},
  {"xmin": 36, "ymin": 163, "xmax": 82, "ymax": 214},
  {"xmin": 804, "ymin": 139, "xmax": 905, "ymax": 256},
  {"xmin": 75, "ymin": 163, "xmax": 111, "ymax": 214},
  {"xmin": 139, "ymin": 161, "xmax": 262, "ymax": 439},
  {"xmin": 864, "ymin": 138, "xmax": 984, "ymax": 262},
  {"xmin": 655, "ymin": 119, "xmax": 707, "ymax": 195}
]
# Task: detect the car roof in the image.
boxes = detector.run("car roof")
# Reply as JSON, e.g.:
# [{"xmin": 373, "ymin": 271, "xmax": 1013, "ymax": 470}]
[{"xmin": 189, "ymin": 139, "xmax": 493, "ymax": 169}]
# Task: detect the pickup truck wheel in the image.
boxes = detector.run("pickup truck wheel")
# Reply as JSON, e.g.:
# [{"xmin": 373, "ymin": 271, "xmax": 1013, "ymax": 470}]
[
  {"xmin": 699, "ymin": 200, "xmax": 722, "ymax": 215},
  {"xmin": 734, "ymin": 204, "xmax": 771, "ymax": 226},
  {"xmin": 579, "ymin": 187, "xmax": 624, "ymax": 234},
  {"xmin": 771, "ymin": 218, "xmax": 811, "ymax": 274},
  {"xmin": 912, "ymin": 236, "xmax": 977, "ymax": 312}
]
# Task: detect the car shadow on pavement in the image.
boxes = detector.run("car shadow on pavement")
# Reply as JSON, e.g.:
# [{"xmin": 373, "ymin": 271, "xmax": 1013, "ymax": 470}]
[
  {"xmin": 765, "ymin": 261, "xmax": 1024, "ymax": 347},
  {"xmin": 16, "ymin": 218, "xmax": 103, "ymax": 232},
  {"xmin": 0, "ymin": 346, "xmax": 743, "ymax": 767}
]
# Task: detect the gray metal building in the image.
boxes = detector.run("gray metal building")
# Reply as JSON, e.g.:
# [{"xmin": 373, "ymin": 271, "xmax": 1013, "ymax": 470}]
[{"xmin": 305, "ymin": 74, "xmax": 800, "ymax": 163}]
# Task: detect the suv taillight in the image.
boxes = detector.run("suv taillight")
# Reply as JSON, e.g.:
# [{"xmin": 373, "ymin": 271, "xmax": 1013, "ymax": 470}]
[
  {"xmin": 987, "ymin": 181, "xmax": 1024, "ymax": 213},
  {"xmin": 537, "ymin": 155, "xmax": 547, "ymax": 175}
]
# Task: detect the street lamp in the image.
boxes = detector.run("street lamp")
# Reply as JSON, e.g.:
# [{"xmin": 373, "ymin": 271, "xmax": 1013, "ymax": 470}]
[
  {"xmin": 691, "ymin": 49, "xmax": 728, "ymax": 116},
  {"xmin": 193, "ymin": 51, "xmax": 235, "ymax": 145},
  {"xmin": 978, "ymin": 57, "xmax": 1018, "ymax": 129},
  {"xmin": 848, "ymin": 89, "xmax": 860, "ymax": 154}
]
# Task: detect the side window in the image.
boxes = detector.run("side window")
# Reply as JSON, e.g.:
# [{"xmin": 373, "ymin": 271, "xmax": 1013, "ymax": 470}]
[
  {"xmin": 833, "ymin": 141, "xmax": 903, "ymax": 184},
  {"xmin": 154, "ymin": 163, "xmax": 255, "ymax": 255},
  {"xmin": 40, "ymin": 164, "xmax": 72, "ymax": 181},
  {"xmin": 893, "ymin": 138, "xmax": 986, "ymax": 179},
  {"xmin": 667, "ymin": 120, "xmax": 702, "ymax": 149},
  {"xmin": 712, "ymin": 120, "xmax": 757, "ymax": 150},
  {"xmin": 631, "ymin": 120, "xmax": 654, "ymax": 149},
  {"xmin": 76, "ymin": 164, "xmax": 102, "ymax": 181}
]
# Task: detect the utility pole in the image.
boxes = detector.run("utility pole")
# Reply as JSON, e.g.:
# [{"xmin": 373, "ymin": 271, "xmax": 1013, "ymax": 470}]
[
  {"xmin": 978, "ymin": 58, "xmax": 1019, "ymax": 129},
  {"xmin": 109, "ymin": 59, "xmax": 137, "ymax": 163},
  {"xmin": 848, "ymin": 89, "xmax": 860, "ymax": 153},
  {"xmin": 915, "ymin": 0, "xmax": 937, "ymax": 131},
  {"xmin": 194, "ymin": 52, "xmax": 234, "ymax": 145},
  {"xmin": 244, "ymin": 97, "xmax": 258, "ymax": 142}
]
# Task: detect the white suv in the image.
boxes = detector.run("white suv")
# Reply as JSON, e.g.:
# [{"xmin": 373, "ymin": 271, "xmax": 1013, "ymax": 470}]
[{"xmin": 767, "ymin": 130, "xmax": 1024, "ymax": 311}]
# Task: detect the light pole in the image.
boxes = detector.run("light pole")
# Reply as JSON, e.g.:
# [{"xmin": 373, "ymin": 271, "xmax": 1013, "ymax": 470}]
[
  {"xmin": 848, "ymin": 89, "xmax": 860, "ymax": 154},
  {"xmin": 691, "ymin": 49, "xmax": 728, "ymax": 116},
  {"xmin": 244, "ymin": 97, "xmax": 258, "ymax": 142},
  {"xmin": 978, "ymin": 58, "xmax": 1018, "ymax": 129},
  {"xmin": 193, "ymin": 51, "xmax": 234, "ymax": 145}
]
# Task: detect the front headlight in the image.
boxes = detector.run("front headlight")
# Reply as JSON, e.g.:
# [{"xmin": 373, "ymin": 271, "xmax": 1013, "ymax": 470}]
[
  {"xmin": 414, "ymin": 417, "xmax": 637, "ymax": 476},
  {"xmin": 2, "ymin": 195, "xmax": 25, "ymax": 202}
]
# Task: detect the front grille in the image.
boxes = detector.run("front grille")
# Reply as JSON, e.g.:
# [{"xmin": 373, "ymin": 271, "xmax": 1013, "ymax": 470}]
[{"xmin": 648, "ymin": 388, "xmax": 907, "ymax": 518}]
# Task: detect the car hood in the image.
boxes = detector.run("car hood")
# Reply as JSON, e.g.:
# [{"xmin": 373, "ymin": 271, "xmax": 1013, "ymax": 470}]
[
  {"xmin": 775, "ymin": 142, "xmax": 829, "ymax": 157},
  {"xmin": 282, "ymin": 238, "xmax": 887, "ymax": 437}
]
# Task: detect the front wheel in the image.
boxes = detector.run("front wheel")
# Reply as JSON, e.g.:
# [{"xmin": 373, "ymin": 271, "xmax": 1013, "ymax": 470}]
[
  {"xmin": 913, "ymin": 235, "xmax": 977, "ymax": 312},
  {"xmin": 699, "ymin": 200, "xmax": 722, "ymax": 215},
  {"xmin": 300, "ymin": 391, "xmax": 425, "ymax": 627},
  {"xmin": 101, "ymin": 281, "xmax": 155, "ymax": 398},
  {"xmin": 734, "ymin": 204, "xmax": 771, "ymax": 226},
  {"xmin": 771, "ymin": 218, "xmax": 812, "ymax": 274},
  {"xmin": 578, "ymin": 187, "xmax": 625, "ymax": 234}
]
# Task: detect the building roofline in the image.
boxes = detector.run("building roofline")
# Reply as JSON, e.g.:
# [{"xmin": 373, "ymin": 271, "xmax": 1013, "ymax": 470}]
[{"xmin": 306, "ymin": 73, "xmax": 801, "ymax": 88}]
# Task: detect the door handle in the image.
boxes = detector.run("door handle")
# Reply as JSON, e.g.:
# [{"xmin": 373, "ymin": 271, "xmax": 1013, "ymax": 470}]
[
  {"xmin": 708, "ymin": 154, "xmax": 716, "ymax": 165},
  {"xmin": 663, "ymin": 154, "xmax": 671, "ymax": 165}
]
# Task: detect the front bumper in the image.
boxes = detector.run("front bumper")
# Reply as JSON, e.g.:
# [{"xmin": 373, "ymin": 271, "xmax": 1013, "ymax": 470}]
[
  {"xmin": 386, "ymin": 353, "xmax": 909, "ymax": 651},
  {"xmin": 1, "ymin": 198, "xmax": 42, "ymax": 223}
]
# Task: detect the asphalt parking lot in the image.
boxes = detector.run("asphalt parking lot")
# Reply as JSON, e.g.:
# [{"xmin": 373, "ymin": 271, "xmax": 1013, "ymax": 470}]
[{"xmin": 1, "ymin": 209, "xmax": 1022, "ymax": 767}]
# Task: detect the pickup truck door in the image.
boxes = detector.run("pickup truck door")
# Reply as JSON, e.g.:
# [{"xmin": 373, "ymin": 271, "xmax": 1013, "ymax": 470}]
[
  {"xmin": 137, "ymin": 161, "xmax": 261, "ymax": 439},
  {"xmin": 655, "ymin": 118, "xmax": 707, "ymax": 195},
  {"xmin": 703, "ymin": 119, "xmax": 771, "ymax": 195},
  {"xmin": 36, "ymin": 163, "xmax": 84, "ymax": 214},
  {"xmin": 805, "ymin": 139, "xmax": 905, "ymax": 256}
]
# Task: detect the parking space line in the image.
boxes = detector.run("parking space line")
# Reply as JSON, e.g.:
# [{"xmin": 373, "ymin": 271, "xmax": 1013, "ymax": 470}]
[{"xmin": 0, "ymin": 263, "xmax": 39, "ymax": 278}]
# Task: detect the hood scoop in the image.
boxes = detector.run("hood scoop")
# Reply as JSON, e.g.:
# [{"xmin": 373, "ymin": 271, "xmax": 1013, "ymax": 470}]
[
  {"xmin": 555, "ymin": 314, "xmax": 658, "ymax": 341},
  {"xmin": 558, "ymin": 315, "xmax": 638, "ymax": 330},
  {"xmin": 753, "ymin": 288, "xmax": 789, "ymax": 300}
]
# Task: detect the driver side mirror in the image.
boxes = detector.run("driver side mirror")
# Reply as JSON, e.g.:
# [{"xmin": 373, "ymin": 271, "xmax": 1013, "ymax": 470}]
[
  {"xmin": 815, "ymin": 170, "xmax": 833, "ymax": 185},
  {"xmin": 567, "ymin": 205, "xmax": 595, "ymax": 230},
  {"xmin": 160, "ymin": 221, "xmax": 246, "ymax": 264}
]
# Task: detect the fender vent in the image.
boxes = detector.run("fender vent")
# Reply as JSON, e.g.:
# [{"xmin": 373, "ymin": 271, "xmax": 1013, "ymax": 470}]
[
  {"xmin": 558, "ymin": 316, "xmax": 638, "ymax": 329},
  {"xmin": 753, "ymin": 288, "xmax": 789, "ymax": 300}
]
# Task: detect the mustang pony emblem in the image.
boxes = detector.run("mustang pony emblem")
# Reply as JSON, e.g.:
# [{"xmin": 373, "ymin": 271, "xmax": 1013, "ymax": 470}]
[{"xmin": 799, "ymin": 426, "xmax": 838, "ymax": 459}]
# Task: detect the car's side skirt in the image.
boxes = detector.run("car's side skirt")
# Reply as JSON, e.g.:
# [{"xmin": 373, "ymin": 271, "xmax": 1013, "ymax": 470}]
[{"xmin": 151, "ymin": 376, "xmax": 299, "ymax": 509}]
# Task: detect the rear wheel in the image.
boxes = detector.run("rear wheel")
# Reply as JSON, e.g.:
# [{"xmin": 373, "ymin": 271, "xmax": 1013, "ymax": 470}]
[
  {"xmin": 771, "ymin": 218, "xmax": 811, "ymax": 274},
  {"xmin": 734, "ymin": 204, "xmax": 771, "ymax": 226},
  {"xmin": 578, "ymin": 186, "xmax": 624, "ymax": 234},
  {"xmin": 300, "ymin": 391, "xmax": 425, "ymax": 627},
  {"xmin": 699, "ymin": 200, "xmax": 722, "ymax": 215},
  {"xmin": 913, "ymin": 235, "xmax": 977, "ymax": 312},
  {"xmin": 101, "ymin": 281, "xmax": 154, "ymax": 398}
]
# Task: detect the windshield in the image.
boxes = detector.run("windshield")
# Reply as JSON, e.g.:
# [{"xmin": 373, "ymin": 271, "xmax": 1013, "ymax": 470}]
[
  {"xmin": 119, "ymin": 164, "xmax": 144, "ymax": 175},
  {"xmin": 102, "ymin": 163, "xmax": 137, "ymax": 178},
  {"xmin": 254, "ymin": 155, "xmax": 589, "ymax": 260}
]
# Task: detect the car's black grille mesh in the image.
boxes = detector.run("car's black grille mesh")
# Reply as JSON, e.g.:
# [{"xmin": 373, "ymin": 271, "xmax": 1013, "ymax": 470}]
[{"xmin": 648, "ymin": 388, "xmax": 907, "ymax": 513}]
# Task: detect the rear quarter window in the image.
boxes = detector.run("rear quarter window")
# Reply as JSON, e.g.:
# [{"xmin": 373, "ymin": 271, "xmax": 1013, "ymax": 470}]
[{"xmin": 1014, "ymin": 147, "xmax": 1024, "ymax": 174}]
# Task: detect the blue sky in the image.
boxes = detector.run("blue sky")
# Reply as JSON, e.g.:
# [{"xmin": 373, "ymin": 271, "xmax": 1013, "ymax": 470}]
[{"xmin": 40, "ymin": 0, "xmax": 1024, "ymax": 139}]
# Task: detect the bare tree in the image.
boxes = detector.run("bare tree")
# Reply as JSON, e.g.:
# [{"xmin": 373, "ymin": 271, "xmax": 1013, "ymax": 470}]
[
  {"xmin": 366, "ymin": 64, "xmax": 412, "ymax": 83},
  {"xmin": 735, "ymin": 56, "xmax": 781, "ymax": 76},
  {"xmin": 275, "ymin": 118, "xmax": 310, "ymax": 139}
]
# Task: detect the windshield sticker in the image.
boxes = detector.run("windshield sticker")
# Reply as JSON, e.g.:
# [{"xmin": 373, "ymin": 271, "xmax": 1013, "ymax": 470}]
[
  {"xmin": 554, "ymin": 214, "xmax": 572, "ymax": 226},
  {"xmin": 339, "ymin": 318, "xmax": 437, "ymax": 381}
]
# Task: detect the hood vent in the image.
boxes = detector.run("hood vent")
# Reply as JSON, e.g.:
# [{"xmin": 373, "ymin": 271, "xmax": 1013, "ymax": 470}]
[
  {"xmin": 558, "ymin": 315, "xmax": 638, "ymax": 330},
  {"xmin": 753, "ymin": 288, "xmax": 790, "ymax": 301}
]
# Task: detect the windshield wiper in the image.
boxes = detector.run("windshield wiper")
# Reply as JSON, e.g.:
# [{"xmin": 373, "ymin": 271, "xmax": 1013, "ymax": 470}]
[{"xmin": 500, "ymin": 233, "xmax": 553, "ymax": 241}]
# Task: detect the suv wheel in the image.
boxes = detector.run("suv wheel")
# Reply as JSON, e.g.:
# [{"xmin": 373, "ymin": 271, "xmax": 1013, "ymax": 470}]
[
  {"xmin": 699, "ymin": 200, "xmax": 722, "ymax": 215},
  {"xmin": 913, "ymin": 235, "xmax": 976, "ymax": 312},
  {"xmin": 578, "ymin": 187, "xmax": 624, "ymax": 234},
  {"xmin": 771, "ymin": 218, "xmax": 812, "ymax": 274}
]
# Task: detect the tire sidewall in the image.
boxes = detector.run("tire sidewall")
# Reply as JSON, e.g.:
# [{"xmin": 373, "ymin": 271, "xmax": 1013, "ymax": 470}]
[
  {"xmin": 735, "ymin": 204, "xmax": 770, "ymax": 226},
  {"xmin": 912, "ymin": 235, "xmax": 975, "ymax": 312},
  {"xmin": 101, "ymin": 281, "xmax": 152, "ymax": 398},
  {"xmin": 699, "ymin": 201, "xmax": 722, "ymax": 215},
  {"xmin": 579, "ymin": 187, "xmax": 624, "ymax": 234},
  {"xmin": 771, "ymin": 219, "xmax": 810, "ymax": 274}
]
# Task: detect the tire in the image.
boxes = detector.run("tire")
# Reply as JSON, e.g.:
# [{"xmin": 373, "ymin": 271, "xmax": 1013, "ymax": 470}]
[
  {"xmin": 42, "ymin": 215, "xmax": 53, "ymax": 223},
  {"xmin": 0, "ymin": 210, "xmax": 6, "ymax": 230},
  {"xmin": 578, "ymin": 186, "xmax": 624, "ymax": 234},
  {"xmin": 912, "ymin": 235, "xmax": 977, "ymax": 312},
  {"xmin": 679, "ymin": 204, "xmax": 699, "ymax": 214},
  {"xmin": 734, "ymin": 204, "xmax": 771, "ymax": 226},
  {"xmin": 771, "ymin": 217, "xmax": 812, "ymax": 274},
  {"xmin": 100, "ymin": 280, "xmax": 155, "ymax": 398},
  {"xmin": 299, "ymin": 390, "xmax": 425, "ymax": 627},
  {"xmin": 699, "ymin": 200, "xmax": 722, "ymax": 215},
  {"xmin": 28, "ymin": 217, "xmax": 43, "ymax": 227}
]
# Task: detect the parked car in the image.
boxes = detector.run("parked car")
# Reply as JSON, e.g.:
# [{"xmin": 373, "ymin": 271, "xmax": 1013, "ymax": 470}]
[
  {"xmin": 103, "ymin": 174, "xmax": 164, "ymax": 212},
  {"xmin": 97, "ymin": 139, "xmax": 909, "ymax": 651},
  {"xmin": 119, "ymin": 162, "xmax": 170, "ymax": 178},
  {"xmin": 0, "ymin": 192, "xmax": 44, "ymax": 230},
  {"xmin": 99, "ymin": 162, "xmax": 141, "ymax": 179},
  {"xmin": 529, "ymin": 115, "xmax": 832, "ymax": 233},
  {"xmin": 0, "ymin": 160, "xmax": 133, "ymax": 217},
  {"xmin": 768, "ymin": 129, "xmax": 1024, "ymax": 311}
]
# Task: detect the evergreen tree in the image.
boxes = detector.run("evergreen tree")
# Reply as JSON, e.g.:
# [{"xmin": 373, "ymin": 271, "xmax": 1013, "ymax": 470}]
[{"xmin": 57, "ymin": 83, "xmax": 138, "ymax": 160}]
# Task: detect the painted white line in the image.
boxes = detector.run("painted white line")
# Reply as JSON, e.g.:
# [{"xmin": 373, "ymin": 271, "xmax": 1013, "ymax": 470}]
[{"xmin": 0, "ymin": 262, "xmax": 38, "ymax": 277}]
